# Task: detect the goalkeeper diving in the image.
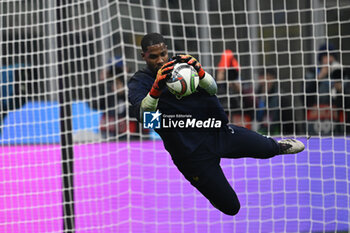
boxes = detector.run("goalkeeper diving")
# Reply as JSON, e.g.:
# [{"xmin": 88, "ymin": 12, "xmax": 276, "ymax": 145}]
[{"xmin": 128, "ymin": 33, "xmax": 305, "ymax": 215}]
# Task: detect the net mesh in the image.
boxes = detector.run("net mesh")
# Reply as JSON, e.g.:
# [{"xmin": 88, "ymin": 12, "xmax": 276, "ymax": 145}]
[{"xmin": 0, "ymin": 0, "xmax": 349, "ymax": 232}]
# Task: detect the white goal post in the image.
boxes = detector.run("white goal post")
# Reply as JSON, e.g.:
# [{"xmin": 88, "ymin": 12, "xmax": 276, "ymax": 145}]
[{"xmin": 0, "ymin": 0, "xmax": 349, "ymax": 232}]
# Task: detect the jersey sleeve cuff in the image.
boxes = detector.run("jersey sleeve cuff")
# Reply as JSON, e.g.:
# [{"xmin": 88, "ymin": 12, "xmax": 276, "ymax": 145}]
[
  {"xmin": 199, "ymin": 72, "xmax": 217, "ymax": 95},
  {"xmin": 141, "ymin": 93, "xmax": 159, "ymax": 112}
]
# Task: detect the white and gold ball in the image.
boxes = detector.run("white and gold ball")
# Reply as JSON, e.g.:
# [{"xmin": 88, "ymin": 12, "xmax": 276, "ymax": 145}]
[{"xmin": 166, "ymin": 63, "xmax": 199, "ymax": 97}]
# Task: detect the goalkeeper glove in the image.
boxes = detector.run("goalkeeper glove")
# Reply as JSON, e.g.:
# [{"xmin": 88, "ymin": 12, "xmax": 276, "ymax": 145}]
[
  {"xmin": 149, "ymin": 60, "xmax": 177, "ymax": 98},
  {"xmin": 141, "ymin": 60, "xmax": 177, "ymax": 116},
  {"xmin": 173, "ymin": 54, "xmax": 217, "ymax": 95},
  {"xmin": 172, "ymin": 54, "xmax": 205, "ymax": 79}
]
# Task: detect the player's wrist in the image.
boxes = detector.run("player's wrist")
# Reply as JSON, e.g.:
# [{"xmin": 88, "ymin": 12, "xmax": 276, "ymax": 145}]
[
  {"xmin": 149, "ymin": 86, "xmax": 162, "ymax": 98},
  {"xmin": 199, "ymin": 72, "xmax": 212, "ymax": 88},
  {"xmin": 199, "ymin": 72, "xmax": 217, "ymax": 95},
  {"xmin": 149, "ymin": 79, "xmax": 164, "ymax": 98},
  {"xmin": 197, "ymin": 68, "xmax": 205, "ymax": 79},
  {"xmin": 141, "ymin": 93, "xmax": 159, "ymax": 111}
]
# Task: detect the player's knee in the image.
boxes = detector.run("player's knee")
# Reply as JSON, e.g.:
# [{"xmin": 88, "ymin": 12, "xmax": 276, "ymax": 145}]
[
  {"xmin": 223, "ymin": 201, "xmax": 240, "ymax": 216},
  {"xmin": 212, "ymin": 199, "xmax": 240, "ymax": 216}
]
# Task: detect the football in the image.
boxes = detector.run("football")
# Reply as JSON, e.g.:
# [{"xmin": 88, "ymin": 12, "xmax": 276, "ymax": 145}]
[{"xmin": 166, "ymin": 63, "xmax": 199, "ymax": 97}]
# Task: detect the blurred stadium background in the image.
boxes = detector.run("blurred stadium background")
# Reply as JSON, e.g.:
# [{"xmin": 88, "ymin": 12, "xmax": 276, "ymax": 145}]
[{"xmin": 1, "ymin": 0, "xmax": 349, "ymax": 232}]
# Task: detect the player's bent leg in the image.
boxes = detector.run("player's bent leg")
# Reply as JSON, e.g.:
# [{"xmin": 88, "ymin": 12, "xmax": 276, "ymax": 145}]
[
  {"xmin": 176, "ymin": 160, "xmax": 240, "ymax": 216},
  {"xmin": 219, "ymin": 125, "xmax": 280, "ymax": 159},
  {"xmin": 219, "ymin": 125, "xmax": 305, "ymax": 159}
]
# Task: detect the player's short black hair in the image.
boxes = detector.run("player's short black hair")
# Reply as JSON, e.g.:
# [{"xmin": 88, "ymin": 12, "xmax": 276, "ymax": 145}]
[{"xmin": 141, "ymin": 33, "xmax": 166, "ymax": 52}]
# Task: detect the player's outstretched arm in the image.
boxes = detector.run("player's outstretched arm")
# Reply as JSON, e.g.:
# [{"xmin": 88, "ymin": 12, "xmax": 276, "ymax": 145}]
[
  {"xmin": 173, "ymin": 54, "xmax": 217, "ymax": 95},
  {"xmin": 140, "ymin": 60, "xmax": 177, "ymax": 115}
]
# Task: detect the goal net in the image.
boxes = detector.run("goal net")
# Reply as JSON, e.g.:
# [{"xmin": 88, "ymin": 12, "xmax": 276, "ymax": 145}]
[{"xmin": 1, "ymin": 0, "xmax": 349, "ymax": 232}]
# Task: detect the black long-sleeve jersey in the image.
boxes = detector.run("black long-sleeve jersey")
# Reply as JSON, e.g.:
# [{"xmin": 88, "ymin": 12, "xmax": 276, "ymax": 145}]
[{"xmin": 128, "ymin": 67, "xmax": 228, "ymax": 158}]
